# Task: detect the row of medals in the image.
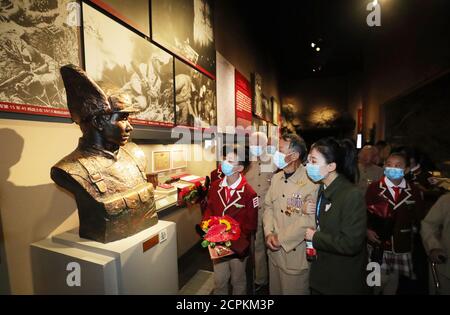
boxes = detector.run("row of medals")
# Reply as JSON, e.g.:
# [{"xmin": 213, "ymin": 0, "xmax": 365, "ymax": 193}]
[{"xmin": 285, "ymin": 194, "xmax": 303, "ymax": 217}]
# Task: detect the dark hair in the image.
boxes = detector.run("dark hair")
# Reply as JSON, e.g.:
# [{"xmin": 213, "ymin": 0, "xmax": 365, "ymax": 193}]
[
  {"xmin": 386, "ymin": 151, "xmax": 410, "ymax": 168},
  {"xmin": 282, "ymin": 133, "xmax": 307, "ymax": 163},
  {"xmin": 311, "ymin": 137, "xmax": 358, "ymax": 183},
  {"xmin": 223, "ymin": 144, "xmax": 250, "ymax": 170}
]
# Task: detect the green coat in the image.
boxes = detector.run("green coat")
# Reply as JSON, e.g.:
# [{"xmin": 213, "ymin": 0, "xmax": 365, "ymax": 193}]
[{"xmin": 310, "ymin": 175, "xmax": 369, "ymax": 295}]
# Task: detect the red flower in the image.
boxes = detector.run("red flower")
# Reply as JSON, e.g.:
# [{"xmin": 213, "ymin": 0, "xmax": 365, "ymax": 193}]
[{"xmin": 203, "ymin": 215, "xmax": 241, "ymax": 243}]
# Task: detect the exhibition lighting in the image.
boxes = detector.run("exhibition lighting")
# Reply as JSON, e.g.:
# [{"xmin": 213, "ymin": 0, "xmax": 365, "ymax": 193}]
[
  {"xmin": 311, "ymin": 42, "xmax": 316, "ymax": 48},
  {"xmin": 316, "ymin": 47, "xmax": 320, "ymax": 52}
]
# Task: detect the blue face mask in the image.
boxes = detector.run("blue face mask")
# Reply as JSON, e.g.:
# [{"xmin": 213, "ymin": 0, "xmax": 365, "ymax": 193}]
[
  {"xmin": 267, "ymin": 146, "xmax": 276, "ymax": 155},
  {"xmin": 273, "ymin": 151, "xmax": 289, "ymax": 169},
  {"xmin": 306, "ymin": 163, "xmax": 325, "ymax": 182},
  {"xmin": 384, "ymin": 167, "xmax": 404, "ymax": 181},
  {"xmin": 221, "ymin": 161, "xmax": 236, "ymax": 177},
  {"xmin": 250, "ymin": 145, "xmax": 263, "ymax": 157}
]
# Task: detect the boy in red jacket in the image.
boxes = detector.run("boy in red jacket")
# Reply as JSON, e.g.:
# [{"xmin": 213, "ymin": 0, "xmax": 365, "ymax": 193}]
[{"xmin": 202, "ymin": 144, "xmax": 258, "ymax": 295}]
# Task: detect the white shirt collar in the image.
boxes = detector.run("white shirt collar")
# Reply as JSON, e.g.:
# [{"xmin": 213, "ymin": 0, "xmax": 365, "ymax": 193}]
[
  {"xmin": 220, "ymin": 174, "xmax": 242, "ymax": 190},
  {"xmin": 384, "ymin": 176, "xmax": 406, "ymax": 189}
]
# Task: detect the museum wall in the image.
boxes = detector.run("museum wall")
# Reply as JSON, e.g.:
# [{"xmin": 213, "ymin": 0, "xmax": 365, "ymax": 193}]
[
  {"xmin": 280, "ymin": 75, "xmax": 352, "ymax": 131},
  {"xmin": 214, "ymin": 0, "xmax": 281, "ymax": 104},
  {"xmin": 0, "ymin": 1, "xmax": 282, "ymax": 294},
  {"xmin": 361, "ymin": 0, "xmax": 450, "ymax": 140},
  {"xmin": 0, "ymin": 121, "xmax": 216, "ymax": 294},
  {"xmin": 0, "ymin": 119, "xmax": 81, "ymax": 294}
]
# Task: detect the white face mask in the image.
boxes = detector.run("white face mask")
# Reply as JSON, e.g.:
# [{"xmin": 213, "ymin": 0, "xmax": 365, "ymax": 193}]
[{"xmin": 273, "ymin": 151, "xmax": 289, "ymax": 169}]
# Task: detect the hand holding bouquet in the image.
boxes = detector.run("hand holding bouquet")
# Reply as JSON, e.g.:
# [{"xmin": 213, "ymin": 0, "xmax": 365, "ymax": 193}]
[{"xmin": 200, "ymin": 215, "xmax": 241, "ymax": 259}]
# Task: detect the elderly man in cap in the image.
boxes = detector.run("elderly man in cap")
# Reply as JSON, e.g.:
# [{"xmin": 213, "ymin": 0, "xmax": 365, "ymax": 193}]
[
  {"xmin": 245, "ymin": 131, "xmax": 277, "ymax": 292},
  {"xmin": 51, "ymin": 64, "xmax": 157, "ymax": 243}
]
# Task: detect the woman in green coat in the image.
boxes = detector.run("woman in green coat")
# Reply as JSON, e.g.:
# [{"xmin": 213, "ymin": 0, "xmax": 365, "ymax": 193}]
[{"xmin": 304, "ymin": 138, "xmax": 368, "ymax": 295}]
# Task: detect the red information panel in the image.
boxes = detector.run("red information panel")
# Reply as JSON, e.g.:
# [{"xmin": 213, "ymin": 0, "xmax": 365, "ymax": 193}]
[
  {"xmin": 235, "ymin": 70, "xmax": 252, "ymax": 128},
  {"xmin": 357, "ymin": 108, "xmax": 363, "ymax": 132}
]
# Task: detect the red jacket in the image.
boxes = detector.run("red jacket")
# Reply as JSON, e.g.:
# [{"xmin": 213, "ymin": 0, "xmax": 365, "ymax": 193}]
[
  {"xmin": 210, "ymin": 165, "xmax": 223, "ymax": 183},
  {"xmin": 202, "ymin": 175, "xmax": 258, "ymax": 257},
  {"xmin": 366, "ymin": 177, "xmax": 424, "ymax": 253}
]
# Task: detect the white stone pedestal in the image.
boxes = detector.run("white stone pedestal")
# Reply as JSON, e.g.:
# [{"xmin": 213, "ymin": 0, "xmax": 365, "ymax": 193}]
[{"xmin": 31, "ymin": 220, "xmax": 178, "ymax": 294}]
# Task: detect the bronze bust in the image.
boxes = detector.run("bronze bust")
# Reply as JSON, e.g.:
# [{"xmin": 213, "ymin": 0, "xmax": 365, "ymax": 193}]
[{"xmin": 51, "ymin": 64, "xmax": 157, "ymax": 243}]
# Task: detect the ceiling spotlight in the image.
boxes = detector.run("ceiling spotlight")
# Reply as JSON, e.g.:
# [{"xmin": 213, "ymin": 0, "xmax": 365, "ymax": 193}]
[
  {"xmin": 311, "ymin": 42, "xmax": 316, "ymax": 48},
  {"xmin": 373, "ymin": 0, "xmax": 378, "ymax": 6},
  {"xmin": 313, "ymin": 69, "xmax": 316, "ymax": 72},
  {"xmin": 316, "ymin": 47, "xmax": 320, "ymax": 52}
]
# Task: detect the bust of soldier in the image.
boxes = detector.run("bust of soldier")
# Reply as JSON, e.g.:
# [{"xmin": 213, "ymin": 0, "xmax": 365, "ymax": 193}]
[{"xmin": 51, "ymin": 64, "xmax": 157, "ymax": 243}]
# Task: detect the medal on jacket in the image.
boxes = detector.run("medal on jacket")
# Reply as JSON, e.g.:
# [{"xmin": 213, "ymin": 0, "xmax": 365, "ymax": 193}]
[{"xmin": 286, "ymin": 193, "xmax": 303, "ymax": 216}]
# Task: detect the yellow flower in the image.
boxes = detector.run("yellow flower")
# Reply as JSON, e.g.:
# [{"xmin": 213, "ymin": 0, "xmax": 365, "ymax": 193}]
[
  {"xmin": 201, "ymin": 219, "xmax": 211, "ymax": 231},
  {"xmin": 219, "ymin": 219, "xmax": 232, "ymax": 231}
]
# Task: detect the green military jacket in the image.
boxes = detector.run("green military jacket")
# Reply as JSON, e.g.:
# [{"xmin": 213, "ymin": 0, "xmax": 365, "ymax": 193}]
[{"xmin": 310, "ymin": 175, "xmax": 369, "ymax": 294}]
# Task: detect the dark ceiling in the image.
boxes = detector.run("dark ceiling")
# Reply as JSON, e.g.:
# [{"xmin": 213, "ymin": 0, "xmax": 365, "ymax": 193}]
[
  {"xmin": 233, "ymin": 0, "xmax": 369, "ymax": 83},
  {"xmin": 228, "ymin": 0, "xmax": 450, "ymax": 84}
]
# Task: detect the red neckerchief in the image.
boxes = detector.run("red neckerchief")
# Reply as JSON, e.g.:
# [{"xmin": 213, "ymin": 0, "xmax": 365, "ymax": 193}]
[
  {"xmin": 382, "ymin": 177, "xmax": 402, "ymax": 204},
  {"xmin": 223, "ymin": 175, "xmax": 247, "ymax": 204}
]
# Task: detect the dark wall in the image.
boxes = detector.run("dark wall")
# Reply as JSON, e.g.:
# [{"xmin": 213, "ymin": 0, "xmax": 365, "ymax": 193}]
[
  {"xmin": 362, "ymin": 0, "xmax": 450, "ymax": 140},
  {"xmin": 384, "ymin": 71, "xmax": 450, "ymax": 166},
  {"xmin": 281, "ymin": 75, "xmax": 356, "ymax": 142},
  {"xmin": 214, "ymin": 0, "xmax": 281, "ymax": 102}
]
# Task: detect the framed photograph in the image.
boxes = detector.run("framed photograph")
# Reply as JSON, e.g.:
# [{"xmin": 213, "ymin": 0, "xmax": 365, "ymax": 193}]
[
  {"xmin": 83, "ymin": 3, "xmax": 175, "ymax": 127},
  {"xmin": 172, "ymin": 149, "xmax": 187, "ymax": 169},
  {"xmin": 0, "ymin": 0, "xmax": 81, "ymax": 118},
  {"xmin": 89, "ymin": 0, "xmax": 150, "ymax": 36},
  {"xmin": 271, "ymin": 96, "xmax": 279, "ymax": 125},
  {"xmin": 175, "ymin": 58, "xmax": 216, "ymax": 129},
  {"xmin": 152, "ymin": 150, "xmax": 171, "ymax": 173},
  {"xmin": 262, "ymin": 95, "xmax": 272, "ymax": 123},
  {"xmin": 151, "ymin": 0, "xmax": 216, "ymax": 78},
  {"xmin": 252, "ymin": 73, "xmax": 263, "ymax": 119},
  {"xmin": 252, "ymin": 116, "xmax": 268, "ymax": 136}
]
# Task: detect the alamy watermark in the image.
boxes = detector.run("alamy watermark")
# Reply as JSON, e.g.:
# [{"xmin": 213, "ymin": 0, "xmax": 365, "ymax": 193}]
[{"xmin": 367, "ymin": 0, "xmax": 381, "ymax": 27}]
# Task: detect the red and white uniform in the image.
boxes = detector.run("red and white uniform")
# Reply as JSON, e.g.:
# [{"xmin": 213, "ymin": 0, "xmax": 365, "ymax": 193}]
[
  {"xmin": 202, "ymin": 174, "xmax": 259, "ymax": 257},
  {"xmin": 210, "ymin": 165, "xmax": 224, "ymax": 183}
]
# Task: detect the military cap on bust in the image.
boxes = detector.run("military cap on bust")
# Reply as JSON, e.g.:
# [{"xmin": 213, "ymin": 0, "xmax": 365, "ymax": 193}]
[{"xmin": 60, "ymin": 64, "xmax": 137, "ymax": 124}]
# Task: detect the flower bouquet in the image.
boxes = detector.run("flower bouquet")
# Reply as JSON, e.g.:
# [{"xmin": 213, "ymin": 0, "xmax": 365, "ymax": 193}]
[
  {"xmin": 178, "ymin": 181, "xmax": 207, "ymax": 208},
  {"xmin": 200, "ymin": 215, "xmax": 241, "ymax": 259}
]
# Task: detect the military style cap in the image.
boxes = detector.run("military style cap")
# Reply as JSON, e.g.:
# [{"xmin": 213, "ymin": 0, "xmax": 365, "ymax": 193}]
[{"xmin": 60, "ymin": 64, "xmax": 137, "ymax": 124}]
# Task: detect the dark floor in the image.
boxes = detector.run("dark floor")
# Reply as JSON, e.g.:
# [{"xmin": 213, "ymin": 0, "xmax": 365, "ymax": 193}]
[
  {"xmin": 178, "ymin": 241, "xmax": 213, "ymax": 290},
  {"xmin": 177, "ymin": 241, "xmax": 269, "ymax": 295}
]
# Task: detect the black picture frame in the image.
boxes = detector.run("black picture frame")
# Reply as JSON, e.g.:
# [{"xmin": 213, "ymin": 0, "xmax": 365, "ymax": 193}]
[
  {"xmin": 0, "ymin": 0, "xmax": 82, "ymax": 119},
  {"xmin": 174, "ymin": 58, "xmax": 216, "ymax": 129},
  {"xmin": 83, "ymin": 2, "xmax": 175, "ymax": 127},
  {"xmin": 88, "ymin": 0, "xmax": 151, "ymax": 37},
  {"xmin": 150, "ymin": 0, "xmax": 216, "ymax": 79}
]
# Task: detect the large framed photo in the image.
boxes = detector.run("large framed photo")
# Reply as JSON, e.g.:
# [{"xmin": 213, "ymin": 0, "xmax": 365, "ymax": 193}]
[
  {"xmin": 89, "ymin": 0, "xmax": 150, "ymax": 36},
  {"xmin": 152, "ymin": 150, "xmax": 171, "ymax": 173},
  {"xmin": 151, "ymin": 0, "xmax": 216, "ymax": 78},
  {"xmin": 83, "ymin": 3, "xmax": 175, "ymax": 127},
  {"xmin": 175, "ymin": 58, "xmax": 216, "ymax": 129},
  {"xmin": 0, "ymin": 0, "xmax": 81, "ymax": 118}
]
